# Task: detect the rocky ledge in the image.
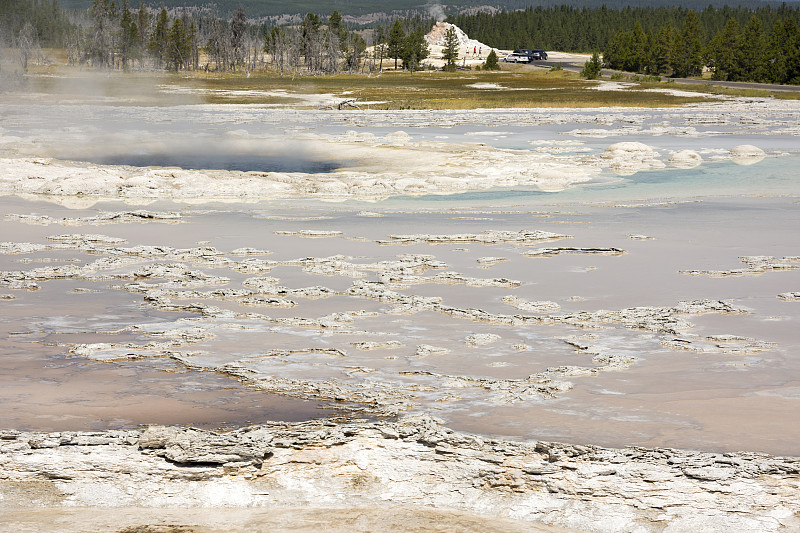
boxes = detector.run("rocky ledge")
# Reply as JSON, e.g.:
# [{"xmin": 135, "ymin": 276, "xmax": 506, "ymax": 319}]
[{"xmin": 1, "ymin": 416, "xmax": 798, "ymax": 532}]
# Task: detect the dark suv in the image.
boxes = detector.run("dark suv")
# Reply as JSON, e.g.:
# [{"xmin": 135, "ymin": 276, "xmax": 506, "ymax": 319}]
[{"xmin": 513, "ymin": 49, "xmax": 548, "ymax": 61}]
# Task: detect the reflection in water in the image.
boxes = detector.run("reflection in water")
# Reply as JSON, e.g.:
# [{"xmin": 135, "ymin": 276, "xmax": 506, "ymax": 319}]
[
  {"xmin": 84, "ymin": 150, "xmax": 342, "ymax": 174},
  {"xmin": 1, "ymin": 180, "xmax": 799, "ymax": 454},
  {"xmin": 0, "ymin": 337, "xmax": 327, "ymax": 432}
]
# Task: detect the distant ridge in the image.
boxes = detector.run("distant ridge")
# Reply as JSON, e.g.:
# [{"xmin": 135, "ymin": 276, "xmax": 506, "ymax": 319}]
[{"xmin": 58, "ymin": 0, "xmax": 800, "ymax": 19}]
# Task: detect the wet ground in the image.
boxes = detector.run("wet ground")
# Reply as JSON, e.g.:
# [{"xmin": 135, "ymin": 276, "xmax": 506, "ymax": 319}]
[
  {"xmin": 0, "ymin": 506, "xmax": 579, "ymax": 533},
  {"xmin": 1, "ymin": 85, "xmax": 799, "ymax": 456},
  {"xmin": 2, "ymin": 185, "xmax": 798, "ymax": 454}
]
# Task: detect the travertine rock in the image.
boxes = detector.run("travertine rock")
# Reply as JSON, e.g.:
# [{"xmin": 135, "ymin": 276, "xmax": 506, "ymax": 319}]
[
  {"xmin": 503, "ymin": 295, "xmax": 561, "ymax": 313},
  {"xmin": 465, "ymin": 333, "xmax": 501, "ymax": 346},
  {"xmin": 2, "ymin": 417, "xmax": 798, "ymax": 533},
  {"xmin": 139, "ymin": 425, "xmax": 274, "ymax": 466},
  {"xmin": 523, "ymin": 247, "xmax": 625, "ymax": 258},
  {"xmin": 378, "ymin": 230, "xmax": 571, "ymax": 245},
  {"xmin": 680, "ymin": 255, "xmax": 800, "ymax": 277}
]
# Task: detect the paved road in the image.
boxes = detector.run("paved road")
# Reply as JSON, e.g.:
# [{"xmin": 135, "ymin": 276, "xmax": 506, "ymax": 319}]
[{"xmin": 527, "ymin": 59, "xmax": 800, "ymax": 93}]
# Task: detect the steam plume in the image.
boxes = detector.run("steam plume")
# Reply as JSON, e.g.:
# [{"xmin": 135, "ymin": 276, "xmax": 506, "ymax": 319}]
[{"xmin": 427, "ymin": 3, "xmax": 446, "ymax": 22}]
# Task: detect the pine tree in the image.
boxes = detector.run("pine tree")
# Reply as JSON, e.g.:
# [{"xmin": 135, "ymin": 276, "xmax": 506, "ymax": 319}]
[
  {"xmin": 136, "ymin": 1, "xmax": 149, "ymax": 42},
  {"xmin": 732, "ymin": 15, "xmax": 766, "ymax": 82},
  {"xmin": 118, "ymin": 0, "xmax": 139, "ymax": 69},
  {"xmin": 708, "ymin": 18, "xmax": 739, "ymax": 80},
  {"xmin": 301, "ymin": 12, "xmax": 321, "ymax": 71},
  {"xmin": 328, "ymin": 10, "xmax": 346, "ymax": 49},
  {"xmin": 603, "ymin": 30, "xmax": 626, "ymax": 70},
  {"xmin": 652, "ymin": 26, "xmax": 674, "ymax": 75},
  {"xmin": 402, "ymin": 27, "xmax": 429, "ymax": 72},
  {"xmin": 581, "ymin": 51, "xmax": 602, "ymax": 79},
  {"xmin": 629, "ymin": 22, "xmax": 646, "ymax": 72},
  {"xmin": 670, "ymin": 10, "xmax": 704, "ymax": 78},
  {"xmin": 484, "ymin": 49, "xmax": 500, "ymax": 70},
  {"xmin": 165, "ymin": 17, "xmax": 190, "ymax": 70},
  {"xmin": 387, "ymin": 20, "xmax": 405, "ymax": 70},
  {"xmin": 148, "ymin": 6, "xmax": 168, "ymax": 68},
  {"xmin": 441, "ymin": 25, "xmax": 459, "ymax": 71},
  {"xmin": 768, "ymin": 18, "xmax": 800, "ymax": 84}
]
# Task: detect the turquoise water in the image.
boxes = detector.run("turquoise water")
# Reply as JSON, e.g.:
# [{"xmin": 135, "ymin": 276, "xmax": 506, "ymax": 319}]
[{"xmin": 373, "ymin": 155, "xmax": 800, "ymax": 209}]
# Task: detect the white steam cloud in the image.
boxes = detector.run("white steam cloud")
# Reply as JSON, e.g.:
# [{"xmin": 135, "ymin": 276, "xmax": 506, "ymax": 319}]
[{"xmin": 427, "ymin": 3, "xmax": 446, "ymax": 22}]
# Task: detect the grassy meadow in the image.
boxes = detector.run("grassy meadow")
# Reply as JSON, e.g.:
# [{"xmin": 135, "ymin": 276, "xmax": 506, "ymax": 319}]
[
  {"xmin": 16, "ymin": 56, "xmax": 799, "ymax": 109},
  {"xmin": 167, "ymin": 68, "xmax": 716, "ymax": 108}
]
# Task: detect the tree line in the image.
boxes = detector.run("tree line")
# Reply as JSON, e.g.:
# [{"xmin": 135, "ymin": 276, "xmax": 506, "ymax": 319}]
[
  {"xmin": 3, "ymin": 0, "xmax": 436, "ymax": 75},
  {"xmin": 8, "ymin": 0, "xmax": 799, "ymax": 83},
  {"xmin": 1, "ymin": 0, "xmax": 74, "ymax": 48},
  {"xmin": 452, "ymin": 4, "xmax": 800, "ymax": 83},
  {"xmin": 371, "ymin": 18, "xmax": 431, "ymax": 72},
  {"xmin": 601, "ymin": 11, "xmax": 800, "ymax": 83},
  {"xmin": 1, "ymin": 0, "xmax": 75, "ymax": 72}
]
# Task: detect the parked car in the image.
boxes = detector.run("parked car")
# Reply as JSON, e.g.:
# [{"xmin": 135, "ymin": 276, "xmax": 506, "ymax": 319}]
[
  {"xmin": 503, "ymin": 53, "xmax": 531, "ymax": 63},
  {"xmin": 531, "ymin": 49, "xmax": 548, "ymax": 60},
  {"xmin": 512, "ymin": 48, "xmax": 549, "ymax": 61}
]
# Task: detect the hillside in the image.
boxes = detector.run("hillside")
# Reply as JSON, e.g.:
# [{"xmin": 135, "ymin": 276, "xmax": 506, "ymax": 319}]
[{"xmin": 58, "ymin": 0, "xmax": 799, "ymax": 19}]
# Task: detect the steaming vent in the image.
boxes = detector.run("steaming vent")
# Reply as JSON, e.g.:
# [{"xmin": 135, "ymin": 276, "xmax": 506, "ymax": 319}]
[{"xmin": 45, "ymin": 136, "xmax": 343, "ymax": 174}]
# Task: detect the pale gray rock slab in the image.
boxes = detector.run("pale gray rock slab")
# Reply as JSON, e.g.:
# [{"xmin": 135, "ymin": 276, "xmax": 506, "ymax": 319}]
[
  {"xmin": 2, "ymin": 417, "xmax": 799, "ymax": 532},
  {"xmin": 350, "ymin": 341, "xmax": 403, "ymax": 351},
  {"xmin": 523, "ymin": 247, "xmax": 626, "ymax": 258},
  {"xmin": 274, "ymin": 230, "xmax": 343, "ymax": 237},
  {"xmin": 477, "ymin": 256, "xmax": 507, "ymax": 265},
  {"xmin": 6, "ymin": 210, "xmax": 182, "ymax": 226},
  {"xmin": 378, "ymin": 230, "xmax": 571, "ymax": 245},
  {"xmin": 138, "ymin": 426, "xmax": 273, "ymax": 466},
  {"xmin": 503, "ymin": 295, "xmax": 561, "ymax": 313},
  {"xmin": 680, "ymin": 255, "xmax": 800, "ymax": 277},
  {"xmin": 465, "ymin": 333, "xmax": 501, "ymax": 346}
]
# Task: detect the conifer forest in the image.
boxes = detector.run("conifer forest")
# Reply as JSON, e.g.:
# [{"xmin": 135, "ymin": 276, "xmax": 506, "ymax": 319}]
[{"xmin": 2, "ymin": 0, "xmax": 799, "ymax": 83}]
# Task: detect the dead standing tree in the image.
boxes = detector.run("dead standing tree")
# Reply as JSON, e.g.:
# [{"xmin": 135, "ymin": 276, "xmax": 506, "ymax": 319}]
[
  {"xmin": 322, "ymin": 30, "xmax": 341, "ymax": 74},
  {"xmin": 204, "ymin": 15, "xmax": 228, "ymax": 71},
  {"xmin": 230, "ymin": 4, "xmax": 247, "ymax": 71},
  {"xmin": 266, "ymin": 26, "xmax": 291, "ymax": 74},
  {"xmin": 13, "ymin": 22, "xmax": 40, "ymax": 71},
  {"xmin": 88, "ymin": 0, "xmax": 116, "ymax": 68}
]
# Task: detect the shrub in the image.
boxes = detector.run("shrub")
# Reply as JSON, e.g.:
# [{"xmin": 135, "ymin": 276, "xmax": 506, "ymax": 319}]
[
  {"xmin": 483, "ymin": 49, "xmax": 500, "ymax": 70},
  {"xmin": 581, "ymin": 52, "xmax": 602, "ymax": 79}
]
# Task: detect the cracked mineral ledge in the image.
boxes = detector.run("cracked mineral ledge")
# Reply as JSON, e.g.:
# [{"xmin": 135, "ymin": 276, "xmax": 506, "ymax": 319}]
[{"xmin": 1, "ymin": 416, "xmax": 799, "ymax": 533}]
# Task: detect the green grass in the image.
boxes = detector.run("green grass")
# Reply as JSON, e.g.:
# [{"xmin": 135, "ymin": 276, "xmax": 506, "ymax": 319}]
[
  {"xmin": 31, "ymin": 63, "xmax": 788, "ymax": 108},
  {"xmin": 679, "ymin": 82, "xmax": 800, "ymax": 100},
  {"xmin": 165, "ymin": 68, "xmax": 715, "ymax": 108},
  {"xmin": 603, "ymin": 73, "xmax": 800, "ymax": 101}
]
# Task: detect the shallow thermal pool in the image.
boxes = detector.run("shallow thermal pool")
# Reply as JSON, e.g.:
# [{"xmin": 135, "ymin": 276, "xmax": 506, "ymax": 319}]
[{"xmin": 1, "ymin": 93, "xmax": 799, "ymax": 455}]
